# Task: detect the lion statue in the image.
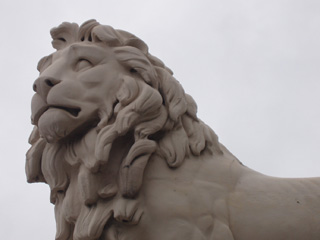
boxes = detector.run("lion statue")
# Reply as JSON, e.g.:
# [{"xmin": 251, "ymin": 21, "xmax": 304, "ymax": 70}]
[{"xmin": 26, "ymin": 20, "xmax": 320, "ymax": 240}]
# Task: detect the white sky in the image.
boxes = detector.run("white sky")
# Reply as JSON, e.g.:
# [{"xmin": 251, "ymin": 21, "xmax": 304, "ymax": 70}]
[{"xmin": 1, "ymin": 0, "xmax": 320, "ymax": 239}]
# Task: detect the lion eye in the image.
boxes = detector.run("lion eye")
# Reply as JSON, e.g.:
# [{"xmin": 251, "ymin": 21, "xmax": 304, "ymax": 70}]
[{"xmin": 76, "ymin": 59, "xmax": 93, "ymax": 71}]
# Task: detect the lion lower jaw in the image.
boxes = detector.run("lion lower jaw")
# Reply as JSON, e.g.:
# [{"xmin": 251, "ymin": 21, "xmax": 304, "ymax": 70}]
[{"xmin": 37, "ymin": 109, "xmax": 97, "ymax": 143}]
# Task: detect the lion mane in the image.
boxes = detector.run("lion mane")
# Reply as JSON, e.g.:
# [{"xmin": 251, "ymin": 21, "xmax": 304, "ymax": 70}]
[{"xmin": 26, "ymin": 20, "xmax": 222, "ymax": 240}]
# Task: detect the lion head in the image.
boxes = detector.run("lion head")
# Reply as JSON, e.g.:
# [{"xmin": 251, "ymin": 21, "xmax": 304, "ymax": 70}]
[{"xmin": 26, "ymin": 20, "xmax": 222, "ymax": 240}]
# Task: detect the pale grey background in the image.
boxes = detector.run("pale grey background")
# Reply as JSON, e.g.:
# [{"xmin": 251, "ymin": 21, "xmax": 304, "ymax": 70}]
[{"xmin": 1, "ymin": 0, "xmax": 320, "ymax": 239}]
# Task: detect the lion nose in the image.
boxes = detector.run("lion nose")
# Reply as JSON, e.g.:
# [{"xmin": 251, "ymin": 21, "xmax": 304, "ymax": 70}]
[{"xmin": 33, "ymin": 77, "xmax": 61, "ymax": 100}]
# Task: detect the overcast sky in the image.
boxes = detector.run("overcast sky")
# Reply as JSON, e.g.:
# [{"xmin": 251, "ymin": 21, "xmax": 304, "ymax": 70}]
[{"xmin": 1, "ymin": 0, "xmax": 320, "ymax": 239}]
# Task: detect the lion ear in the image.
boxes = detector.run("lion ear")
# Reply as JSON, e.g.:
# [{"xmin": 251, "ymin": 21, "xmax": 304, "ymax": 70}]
[
  {"xmin": 114, "ymin": 46, "xmax": 158, "ymax": 89},
  {"xmin": 50, "ymin": 22, "xmax": 79, "ymax": 50}
]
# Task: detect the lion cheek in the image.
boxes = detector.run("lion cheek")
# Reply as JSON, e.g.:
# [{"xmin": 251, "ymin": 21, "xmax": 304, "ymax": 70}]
[{"xmin": 38, "ymin": 109, "xmax": 74, "ymax": 143}]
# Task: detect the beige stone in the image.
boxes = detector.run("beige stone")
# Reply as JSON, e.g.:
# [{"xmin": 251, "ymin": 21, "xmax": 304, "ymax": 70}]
[{"xmin": 26, "ymin": 20, "xmax": 320, "ymax": 240}]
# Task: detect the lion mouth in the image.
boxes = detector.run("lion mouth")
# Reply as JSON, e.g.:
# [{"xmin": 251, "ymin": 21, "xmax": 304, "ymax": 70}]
[
  {"xmin": 49, "ymin": 106, "xmax": 81, "ymax": 117},
  {"xmin": 33, "ymin": 105, "xmax": 81, "ymax": 124},
  {"xmin": 31, "ymin": 93, "xmax": 82, "ymax": 126}
]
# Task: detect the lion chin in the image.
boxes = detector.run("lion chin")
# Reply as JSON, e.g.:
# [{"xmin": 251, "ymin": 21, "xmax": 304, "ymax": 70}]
[{"xmin": 38, "ymin": 108, "xmax": 81, "ymax": 143}]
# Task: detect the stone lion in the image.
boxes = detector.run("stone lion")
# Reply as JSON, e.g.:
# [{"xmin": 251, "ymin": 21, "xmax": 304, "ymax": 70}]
[{"xmin": 26, "ymin": 20, "xmax": 320, "ymax": 240}]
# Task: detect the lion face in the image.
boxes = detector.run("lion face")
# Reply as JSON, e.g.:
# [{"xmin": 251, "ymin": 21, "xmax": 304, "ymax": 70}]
[{"xmin": 31, "ymin": 42, "xmax": 125, "ymax": 143}]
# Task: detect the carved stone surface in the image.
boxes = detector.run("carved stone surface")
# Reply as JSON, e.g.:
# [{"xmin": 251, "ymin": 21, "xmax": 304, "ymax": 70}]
[{"xmin": 26, "ymin": 20, "xmax": 320, "ymax": 240}]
